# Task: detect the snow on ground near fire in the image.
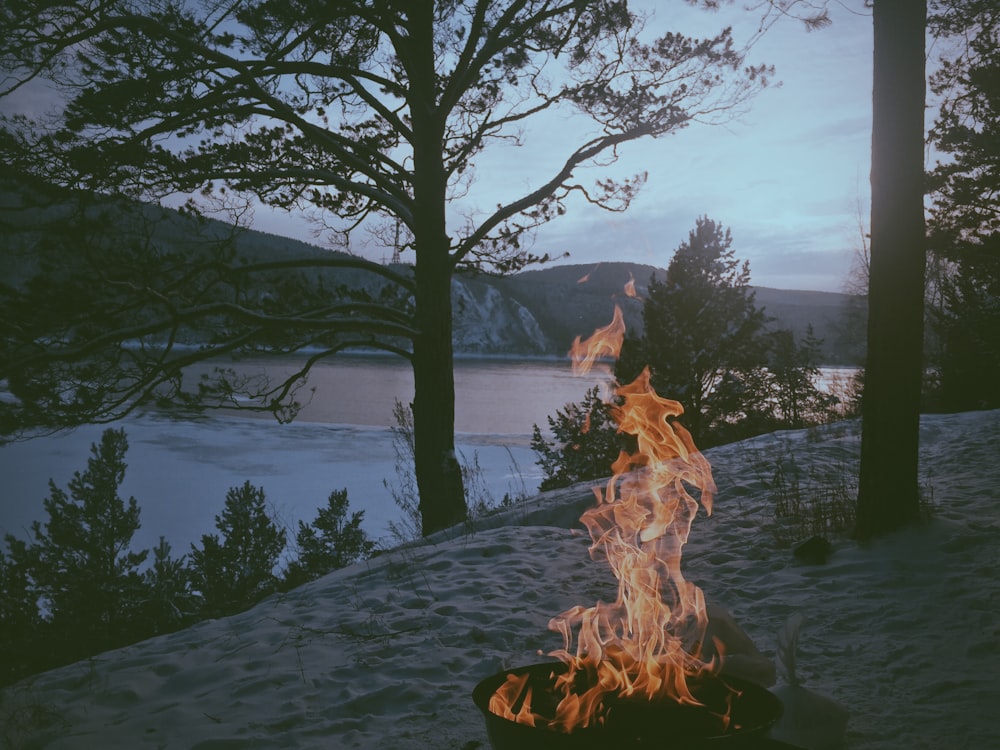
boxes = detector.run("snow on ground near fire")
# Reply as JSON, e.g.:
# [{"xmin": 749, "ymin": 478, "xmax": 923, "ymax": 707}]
[{"xmin": 2, "ymin": 410, "xmax": 998, "ymax": 749}]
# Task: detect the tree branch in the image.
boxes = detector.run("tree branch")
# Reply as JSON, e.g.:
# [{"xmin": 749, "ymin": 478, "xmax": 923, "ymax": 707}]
[{"xmin": 452, "ymin": 124, "xmax": 654, "ymax": 264}]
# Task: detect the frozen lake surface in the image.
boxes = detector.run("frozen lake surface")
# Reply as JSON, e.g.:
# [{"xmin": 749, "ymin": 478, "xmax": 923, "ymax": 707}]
[{"xmin": 1, "ymin": 356, "xmax": 612, "ymax": 550}]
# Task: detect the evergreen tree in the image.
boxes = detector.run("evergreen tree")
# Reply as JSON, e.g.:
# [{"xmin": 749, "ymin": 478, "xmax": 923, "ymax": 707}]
[
  {"xmin": 616, "ymin": 217, "xmax": 770, "ymax": 445},
  {"xmin": 531, "ymin": 386, "xmax": 628, "ymax": 491},
  {"xmin": 767, "ymin": 326, "xmax": 839, "ymax": 427},
  {"xmin": 25, "ymin": 428, "xmax": 148, "ymax": 660},
  {"xmin": 189, "ymin": 482, "xmax": 286, "ymax": 617},
  {"xmin": 283, "ymin": 490, "xmax": 375, "ymax": 589},
  {"xmin": 929, "ymin": 274, "xmax": 1000, "ymax": 410},
  {"xmin": 705, "ymin": 367, "xmax": 780, "ymax": 445},
  {"xmin": 925, "ymin": 0, "xmax": 1000, "ymax": 411},
  {"xmin": 137, "ymin": 537, "xmax": 196, "ymax": 637},
  {"xmin": 0, "ymin": 537, "xmax": 42, "ymax": 685}
]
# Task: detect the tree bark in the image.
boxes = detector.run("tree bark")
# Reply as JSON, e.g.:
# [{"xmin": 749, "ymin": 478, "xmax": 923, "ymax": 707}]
[
  {"xmin": 857, "ymin": 0, "xmax": 927, "ymax": 539},
  {"xmin": 407, "ymin": 2, "xmax": 467, "ymax": 536},
  {"xmin": 411, "ymin": 256, "xmax": 467, "ymax": 537}
]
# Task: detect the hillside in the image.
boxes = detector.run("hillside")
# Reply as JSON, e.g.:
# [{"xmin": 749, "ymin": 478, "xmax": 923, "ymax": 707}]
[
  {"xmin": 1, "ymin": 181, "xmax": 865, "ymax": 363},
  {"xmin": 497, "ymin": 262, "xmax": 866, "ymax": 364}
]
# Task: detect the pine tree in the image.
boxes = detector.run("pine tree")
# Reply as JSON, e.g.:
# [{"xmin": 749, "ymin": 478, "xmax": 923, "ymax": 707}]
[
  {"xmin": 616, "ymin": 217, "xmax": 770, "ymax": 445},
  {"xmin": 768, "ymin": 326, "xmax": 839, "ymax": 428},
  {"xmin": 137, "ymin": 537, "xmax": 196, "ymax": 636},
  {"xmin": 189, "ymin": 482, "xmax": 286, "ymax": 617},
  {"xmin": 0, "ymin": 1, "xmax": 772, "ymax": 538},
  {"xmin": 26, "ymin": 428, "xmax": 148, "ymax": 660},
  {"xmin": 925, "ymin": 0, "xmax": 1000, "ymax": 411},
  {"xmin": 531, "ymin": 386, "xmax": 628, "ymax": 491},
  {"xmin": 0, "ymin": 537, "xmax": 42, "ymax": 685},
  {"xmin": 283, "ymin": 489, "xmax": 375, "ymax": 589}
]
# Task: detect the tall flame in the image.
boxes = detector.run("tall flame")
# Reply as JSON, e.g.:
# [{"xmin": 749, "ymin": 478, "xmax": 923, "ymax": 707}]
[
  {"xmin": 568, "ymin": 305, "xmax": 625, "ymax": 375},
  {"xmin": 494, "ymin": 297, "xmax": 724, "ymax": 733},
  {"xmin": 624, "ymin": 272, "xmax": 638, "ymax": 299},
  {"xmin": 547, "ymin": 366, "xmax": 717, "ymax": 731}
]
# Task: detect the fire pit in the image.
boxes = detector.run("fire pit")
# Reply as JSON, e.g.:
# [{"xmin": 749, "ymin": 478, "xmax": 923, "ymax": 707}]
[
  {"xmin": 474, "ymin": 301, "xmax": 785, "ymax": 749},
  {"xmin": 474, "ymin": 662, "xmax": 783, "ymax": 749}
]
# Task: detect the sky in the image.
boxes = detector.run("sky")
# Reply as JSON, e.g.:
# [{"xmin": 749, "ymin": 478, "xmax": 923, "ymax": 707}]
[
  {"xmin": 1, "ymin": 2, "xmax": 879, "ymax": 293},
  {"xmin": 252, "ymin": 2, "xmax": 879, "ymax": 293}
]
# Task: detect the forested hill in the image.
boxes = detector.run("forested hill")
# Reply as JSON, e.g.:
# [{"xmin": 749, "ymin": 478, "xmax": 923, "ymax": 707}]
[
  {"xmin": 0, "ymin": 182, "xmax": 864, "ymax": 363},
  {"xmin": 494, "ymin": 263, "xmax": 866, "ymax": 365}
]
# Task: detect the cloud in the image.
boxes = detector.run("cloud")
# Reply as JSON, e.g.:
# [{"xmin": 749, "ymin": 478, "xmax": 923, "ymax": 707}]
[{"xmin": 0, "ymin": 1, "xmax": 877, "ymax": 297}]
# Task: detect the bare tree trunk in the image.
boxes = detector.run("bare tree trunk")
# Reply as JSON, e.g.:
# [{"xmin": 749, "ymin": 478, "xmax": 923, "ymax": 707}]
[
  {"xmin": 411, "ymin": 252, "xmax": 467, "ymax": 537},
  {"xmin": 857, "ymin": 0, "xmax": 927, "ymax": 539},
  {"xmin": 408, "ymin": 2, "xmax": 467, "ymax": 537}
]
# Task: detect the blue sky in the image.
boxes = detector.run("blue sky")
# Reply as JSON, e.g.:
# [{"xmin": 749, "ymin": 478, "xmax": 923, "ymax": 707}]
[
  {"xmin": 2, "ymin": 2, "xmax": 878, "ymax": 293},
  {"xmin": 257, "ymin": 3, "xmax": 878, "ymax": 292}
]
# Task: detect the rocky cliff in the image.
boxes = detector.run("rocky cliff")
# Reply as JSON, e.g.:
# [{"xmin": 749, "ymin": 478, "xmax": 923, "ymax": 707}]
[{"xmin": 451, "ymin": 276, "xmax": 549, "ymax": 355}]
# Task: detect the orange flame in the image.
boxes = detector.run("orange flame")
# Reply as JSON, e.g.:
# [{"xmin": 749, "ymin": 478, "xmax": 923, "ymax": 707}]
[
  {"xmin": 493, "ymin": 307, "xmax": 725, "ymax": 734},
  {"xmin": 546, "ymin": 366, "xmax": 717, "ymax": 731},
  {"xmin": 489, "ymin": 673, "xmax": 536, "ymax": 727},
  {"xmin": 568, "ymin": 305, "xmax": 624, "ymax": 375},
  {"xmin": 624, "ymin": 273, "xmax": 638, "ymax": 299},
  {"xmin": 577, "ymin": 263, "xmax": 601, "ymax": 284}
]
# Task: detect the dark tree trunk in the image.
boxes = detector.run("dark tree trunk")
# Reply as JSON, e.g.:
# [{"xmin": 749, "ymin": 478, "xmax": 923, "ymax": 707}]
[
  {"xmin": 857, "ymin": 0, "xmax": 927, "ymax": 539},
  {"xmin": 407, "ymin": 2, "xmax": 467, "ymax": 536},
  {"xmin": 411, "ymin": 250, "xmax": 467, "ymax": 537}
]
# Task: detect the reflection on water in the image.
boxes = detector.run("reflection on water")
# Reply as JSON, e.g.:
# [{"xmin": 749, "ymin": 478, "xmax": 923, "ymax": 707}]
[
  {"xmin": 185, "ymin": 355, "xmax": 618, "ymax": 435},
  {"xmin": 2, "ymin": 356, "xmax": 860, "ymax": 545},
  {"xmin": 185, "ymin": 355, "xmax": 858, "ymax": 433}
]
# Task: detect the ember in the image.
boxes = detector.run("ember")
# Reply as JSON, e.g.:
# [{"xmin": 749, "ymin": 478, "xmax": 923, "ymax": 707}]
[
  {"xmin": 475, "ymin": 663, "xmax": 782, "ymax": 748},
  {"xmin": 479, "ymin": 297, "xmax": 781, "ymax": 744}
]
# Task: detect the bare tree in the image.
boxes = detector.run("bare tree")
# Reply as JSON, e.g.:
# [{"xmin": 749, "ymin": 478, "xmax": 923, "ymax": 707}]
[{"xmin": 0, "ymin": 1, "xmax": 770, "ymax": 535}]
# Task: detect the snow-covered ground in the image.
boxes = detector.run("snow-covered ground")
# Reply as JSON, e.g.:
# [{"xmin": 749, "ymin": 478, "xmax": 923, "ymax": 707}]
[{"xmin": 2, "ymin": 409, "xmax": 998, "ymax": 749}]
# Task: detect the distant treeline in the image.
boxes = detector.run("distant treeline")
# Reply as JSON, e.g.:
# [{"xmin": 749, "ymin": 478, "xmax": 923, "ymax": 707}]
[
  {"xmin": 496, "ymin": 263, "xmax": 867, "ymax": 365},
  {"xmin": 529, "ymin": 218, "xmax": 864, "ymax": 493}
]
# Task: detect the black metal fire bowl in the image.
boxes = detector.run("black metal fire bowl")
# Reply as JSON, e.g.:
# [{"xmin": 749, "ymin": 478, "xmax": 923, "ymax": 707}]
[{"xmin": 473, "ymin": 662, "xmax": 784, "ymax": 750}]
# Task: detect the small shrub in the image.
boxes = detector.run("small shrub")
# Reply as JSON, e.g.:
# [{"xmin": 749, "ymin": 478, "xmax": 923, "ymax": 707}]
[
  {"xmin": 764, "ymin": 451, "xmax": 858, "ymax": 546},
  {"xmin": 531, "ymin": 386, "xmax": 629, "ymax": 491},
  {"xmin": 284, "ymin": 489, "xmax": 376, "ymax": 588},
  {"xmin": 189, "ymin": 481, "xmax": 287, "ymax": 617},
  {"xmin": 384, "ymin": 400, "xmax": 423, "ymax": 543},
  {"xmin": 384, "ymin": 400, "xmax": 529, "ymax": 542}
]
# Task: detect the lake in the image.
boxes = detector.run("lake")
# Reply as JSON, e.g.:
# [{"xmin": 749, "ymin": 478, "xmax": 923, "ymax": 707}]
[
  {"xmin": 183, "ymin": 353, "xmax": 617, "ymax": 435},
  {"xmin": 0, "ymin": 356, "xmax": 613, "ymax": 551},
  {"xmin": 1, "ymin": 356, "xmax": 855, "ymax": 551},
  {"xmin": 183, "ymin": 355, "xmax": 858, "ymax": 432}
]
